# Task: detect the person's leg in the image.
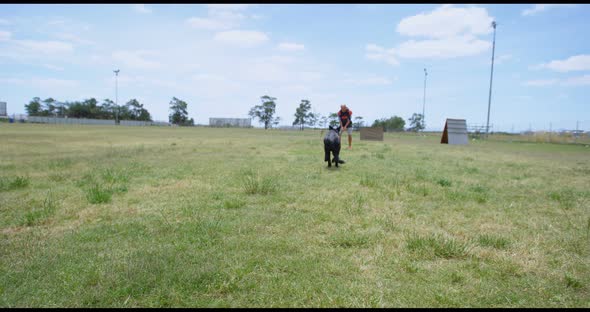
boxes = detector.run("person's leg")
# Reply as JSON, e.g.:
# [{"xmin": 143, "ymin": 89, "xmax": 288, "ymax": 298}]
[{"xmin": 347, "ymin": 127, "xmax": 353, "ymax": 149}]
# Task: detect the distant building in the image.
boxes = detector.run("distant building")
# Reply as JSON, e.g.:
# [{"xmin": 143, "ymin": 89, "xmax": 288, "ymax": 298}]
[
  {"xmin": 209, "ymin": 118, "xmax": 251, "ymax": 128},
  {"xmin": 0, "ymin": 101, "xmax": 6, "ymax": 116}
]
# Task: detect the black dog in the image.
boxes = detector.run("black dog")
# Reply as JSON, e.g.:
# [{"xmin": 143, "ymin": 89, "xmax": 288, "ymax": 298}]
[{"xmin": 324, "ymin": 125, "xmax": 345, "ymax": 167}]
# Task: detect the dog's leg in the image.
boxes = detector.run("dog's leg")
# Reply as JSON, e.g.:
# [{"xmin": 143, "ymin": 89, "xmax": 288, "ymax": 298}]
[
  {"xmin": 334, "ymin": 152, "xmax": 339, "ymax": 168},
  {"xmin": 324, "ymin": 145, "xmax": 330, "ymax": 162}
]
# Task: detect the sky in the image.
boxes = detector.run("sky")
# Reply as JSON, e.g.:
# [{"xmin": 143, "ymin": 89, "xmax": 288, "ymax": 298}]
[{"xmin": 0, "ymin": 4, "xmax": 589, "ymax": 132}]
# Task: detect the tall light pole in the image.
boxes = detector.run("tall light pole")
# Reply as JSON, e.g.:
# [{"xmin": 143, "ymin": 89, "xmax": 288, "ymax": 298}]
[
  {"xmin": 113, "ymin": 69, "xmax": 120, "ymax": 124},
  {"xmin": 485, "ymin": 21, "xmax": 497, "ymax": 138},
  {"xmin": 423, "ymin": 68, "xmax": 427, "ymax": 131}
]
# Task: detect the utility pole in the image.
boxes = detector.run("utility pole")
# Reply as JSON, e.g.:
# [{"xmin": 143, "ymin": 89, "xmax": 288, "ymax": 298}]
[
  {"xmin": 549, "ymin": 122, "xmax": 552, "ymax": 143},
  {"xmin": 485, "ymin": 21, "xmax": 497, "ymax": 138},
  {"xmin": 114, "ymin": 69, "xmax": 120, "ymax": 124},
  {"xmin": 423, "ymin": 68, "xmax": 427, "ymax": 132}
]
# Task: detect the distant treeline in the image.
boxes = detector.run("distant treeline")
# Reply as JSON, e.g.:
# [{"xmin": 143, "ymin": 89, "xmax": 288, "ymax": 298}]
[{"xmin": 24, "ymin": 97, "xmax": 152, "ymax": 121}]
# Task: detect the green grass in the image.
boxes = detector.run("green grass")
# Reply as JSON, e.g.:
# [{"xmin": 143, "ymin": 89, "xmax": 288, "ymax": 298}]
[
  {"xmin": 0, "ymin": 124, "xmax": 589, "ymax": 307},
  {"xmin": 476, "ymin": 234, "xmax": 511, "ymax": 250},
  {"xmin": 0, "ymin": 175, "xmax": 30, "ymax": 192},
  {"xmin": 86, "ymin": 183, "xmax": 113, "ymax": 204},
  {"xmin": 405, "ymin": 233, "xmax": 470, "ymax": 259},
  {"xmin": 241, "ymin": 172, "xmax": 278, "ymax": 195},
  {"xmin": 22, "ymin": 190, "xmax": 57, "ymax": 226}
]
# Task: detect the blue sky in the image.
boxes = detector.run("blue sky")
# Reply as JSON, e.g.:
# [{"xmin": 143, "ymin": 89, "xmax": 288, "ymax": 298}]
[{"xmin": 0, "ymin": 4, "xmax": 589, "ymax": 131}]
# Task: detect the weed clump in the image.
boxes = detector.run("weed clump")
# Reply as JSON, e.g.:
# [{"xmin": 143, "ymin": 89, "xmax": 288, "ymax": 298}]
[
  {"xmin": 23, "ymin": 191, "xmax": 57, "ymax": 226},
  {"xmin": 477, "ymin": 234, "xmax": 511, "ymax": 250},
  {"xmin": 360, "ymin": 174, "xmax": 378, "ymax": 188},
  {"xmin": 406, "ymin": 233, "xmax": 469, "ymax": 259},
  {"xmin": 331, "ymin": 230, "xmax": 372, "ymax": 248},
  {"xmin": 549, "ymin": 189, "xmax": 576, "ymax": 209},
  {"xmin": 437, "ymin": 178, "xmax": 452, "ymax": 187},
  {"xmin": 86, "ymin": 183, "xmax": 113, "ymax": 204},
  {"xmin": 0, "ymin": 176, "xmax": 30, "ymax": 192},
  {"xmin": 242, "ymin": 172, "xmax": 278, "ymax": 195},
  {"xmin": 565, "ymin": 273, "xmax": 582, "ymax": 289},
  {"xmin": 223, "ymin": 198, "xmax": 246, "ymax": 209}
]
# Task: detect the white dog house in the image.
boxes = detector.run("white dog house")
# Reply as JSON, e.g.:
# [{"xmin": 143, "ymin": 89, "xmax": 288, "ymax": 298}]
[{"xmin": 441, "ymin": 118, "xmax": 468, "ymax": 145}]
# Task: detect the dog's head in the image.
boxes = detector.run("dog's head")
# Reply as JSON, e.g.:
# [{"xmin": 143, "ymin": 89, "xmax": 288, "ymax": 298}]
[{"xmin": 328, "ymin": 125, "xmax": 341, "ymax": 133}]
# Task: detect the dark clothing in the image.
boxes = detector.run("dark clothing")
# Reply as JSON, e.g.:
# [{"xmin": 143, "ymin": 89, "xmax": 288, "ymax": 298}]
[{"xmin": 338, "ymin": 109, "xmax": 352, "ymax": 128}]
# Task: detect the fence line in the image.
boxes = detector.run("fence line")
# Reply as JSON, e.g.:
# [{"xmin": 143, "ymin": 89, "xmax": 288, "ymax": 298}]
[
  {"xmin": 27, "ymin": 116, "xmax": 170, "ymax": 126},
  {"xmin": 28, "ymin": 116, "xmax": 115, "ymax": 125}
]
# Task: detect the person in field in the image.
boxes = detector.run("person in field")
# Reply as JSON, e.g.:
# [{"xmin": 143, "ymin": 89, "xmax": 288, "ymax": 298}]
[{"xmin": 338, "ymin": 104, "xmax": 353, "ymax": 150}]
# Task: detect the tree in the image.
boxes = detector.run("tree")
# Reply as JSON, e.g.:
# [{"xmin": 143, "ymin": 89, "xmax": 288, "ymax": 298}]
[
  {"xmin": 318, "ymin": 115, "xmax": 328, "ymax": 128},
  {"xmin": 125, "ymin": 99, "xmax": 152, "ymax": 121},
  {"xmin": 99, "ymin": 99, "xmax": 116, "ymax": 120},
  {"xmin": 40, "ymin": 98, "xmax": 57, "ymax": 116},
  {"xmin": 372, "ymin": 116, "xmax": 405, "ymax": 132},
  {"xmin": 292, "ymin": 99, "xmax": 315, "ymax": 131},
  {"xmin": 307, "ymin": 111, "xmax": 318, "ymax": 129},
  {"xmin": 390, "ymin": 116, "xmax": 405, "ymax": 131},
  {"xmin": 55, "ymin": 101, "xmax": 66, "ymax": 117},
  {"xmin": 249, "ymin": 95, "xmax": 278, "ymax": 129},
  {"xmin": 84, "ymin": 98, "xmax": 101, "ymax": 118},
  {"xmin": 407, "ymin": 113, "xmax": 425, "ymax": 132},
  {"xmin": 24, "ymin": 96, "xmax": 154, "ymax": 121},
  {"xmin": 353, "ymin": 116, "xmax": 364, "ymax": 130},
  {"xmin": 169, "ymin": 97, "xmax": 191, "ymax": 126},
  {"xmin": 25, "ymin": 97, "xmax": 42, "ymax": 116},
  {"xmin": 273, "ymin": 117, "xmax": 281, "ymax": 128},
  {"xmin": 328, "ymin": 112, "xmax": 339, "ymax": 127},
  {"xmin": 67, "ymin": 101, "xmax": 89, "ymax": 118}
]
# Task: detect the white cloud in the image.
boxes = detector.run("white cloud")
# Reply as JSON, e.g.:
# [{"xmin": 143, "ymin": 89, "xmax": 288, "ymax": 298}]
[
  {"xmin": 535, "ymin": 55, "xmax": 590, "ymax": 72},
  {"xmin": 187, "ymin": 5, "xmax": 248, "ymax": 30},
  {"xmin": 15, "ymin": 40, "xmax": 73, "ymax": 54},
  {"xmin": 42, "ymin": 64, "xmax": 65, "ymax": 71},
  {"xmin": 31, "ymin": 78, "xmax": 79, "ymax": 89},
  {"xmin": 367, "ymin": 5, "xmax": 494, "ymax": 65},
  {"xmin": 0, "ymin": 78, "xmax": 24, "ymax": 84},
  {"xmin": 1, "ymin": 77, "xmax": 79, "ymax": 88},
  {"xmin": 522, "ymin": 4, "xmax": 577, "ymax": 16},
  {"xmin": 132, "ymin": 4, "xmax": 152, "ymax": 14},
  {"xmin": 365, "ymin": 44, "xmax": 399, "ymax": 65},
  {"xmin": 187, "ymin": 17, "xmax": 225, "ymax": 30},
  {"xmin": 524, "ymin": 75, "xmax": 590, "ymax": 87},
  {"xmin": 277, "ymin": 42, "xmax": 305, "ymax": 52},
  {"xmin": 343, "ymin": 75, "xmax": 394, "ymax": 86},
  {"xmin": 112, "ymin": 50, "xmax": 162, "ymax": 70},
  {"xmin": 206, "ymin": 4, "xmax": 252, "ymax": 11},
  {"xmin": 192, "ymin": 73, "xmax": 226, "ymax": 81},
  {"xmin": 54, "ymin": 32, "xmax": 95, "ymax": 45},
  {"xmin": 113, "ymin": 75, "xmax": 177, "ymax": 89},
  {"xmin": 213, "ymin": 30, "xmax": 269, "ymax": 47},
  {"xmin": 495, "ymin": 54, "xmax": 513, "ymax": 65},
  {"xmin": 517, "ymin": 95, "xmax": 533, "ymax": 101},
  {"xmin": 47, "ymin": 19, "xmax": 66, "ymax": 26},
  {"xmin": 0, "ymin": 30, "xmax": 11, "ymax": 41},
  {"xmin": 562, "ymin": 75, "xmax": 590, "ymax": 86},
  {"xmin": 395, "ymin": 35, "xmax": 490, "ymax": 59},
  {"xmin": 524, "ymin": 79, "xmax": 558, "ymax": 86},
  {"xmin": 397, "ymin": 5, "xmax": 493, "ymax": 38}
]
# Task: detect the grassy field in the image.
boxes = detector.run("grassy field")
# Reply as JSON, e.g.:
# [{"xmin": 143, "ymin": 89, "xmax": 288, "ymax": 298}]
[{"xmin": 1, "ymin": 124, "xmax": 589, "ymax": 307}]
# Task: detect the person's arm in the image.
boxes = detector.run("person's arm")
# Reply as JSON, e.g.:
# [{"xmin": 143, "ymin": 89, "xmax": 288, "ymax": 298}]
[{"xmin": 338, "ymin": 112, "xmax": 343, "ymax": 128}]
